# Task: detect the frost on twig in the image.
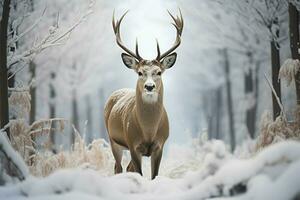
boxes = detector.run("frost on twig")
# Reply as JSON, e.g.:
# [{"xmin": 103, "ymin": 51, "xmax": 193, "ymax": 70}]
[
  {"xmin": 8, "ymin": 7, "xmax": 47, "ymax": 48},
  {"xmin": 279, "ymin": 58, "xmax": 300, "ymax": 86},
  {"xmin": 7, "ymin": 1, "xmax": 94, "ymax": 68}
]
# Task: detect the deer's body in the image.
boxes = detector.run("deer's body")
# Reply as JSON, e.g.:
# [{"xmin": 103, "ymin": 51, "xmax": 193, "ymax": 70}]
[
  {"xmin": 105, "ymin": 87, "xmax": 169, "ymax": 151},
  {"xmin": 105, "ymin": 10, "xmax": 183, "ymax": 179},
  {"xmin": 105, "ymin": 85, "xmax": 169, "ymax": 177}
]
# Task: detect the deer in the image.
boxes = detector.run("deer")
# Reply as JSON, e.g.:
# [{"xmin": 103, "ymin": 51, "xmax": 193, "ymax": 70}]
[{"xmin": 104, "ymin": 9, "xmax": 183, "ymax": 180}]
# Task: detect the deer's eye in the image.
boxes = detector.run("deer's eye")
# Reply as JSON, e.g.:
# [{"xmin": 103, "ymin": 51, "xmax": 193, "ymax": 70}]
[
  {"xmin": 138, "ymin": 72, "xmax": 143, "ymax": 76},
  {"xmin": 157, "ymin": 72, "xmax": 161, "ymax": 76}
]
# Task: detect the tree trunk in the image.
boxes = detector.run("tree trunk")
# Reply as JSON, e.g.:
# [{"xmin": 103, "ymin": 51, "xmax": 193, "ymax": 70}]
[
  {"xmin": 29, "ymin": 61, "xmax": 36, "ymax": 124},
  {"xmin": 0, "ymin": 0, "xmax": 11, "ymax": 138},
  {"xmin": 223, "ymin": 48, "xmax": 236, "ymax": 152},
  {"xmin": 289, "ymin": 3, "xmax": 300, "ymax": 105},
  {"xmin": 71, "ymin": 90, "xmax": 79, "ymax": 145},
  {"xmin": 99, "ymin": 88, "xmax": 107, "ymax": 140},
  {"xmin": 215, "ymin": 86, "xmax": 222, "ymax": 140},
  {"xmin": 49, "ymin": 72, "xmax": 56, "ymax": 151},
  {"xmin": 244, "ymin": 52, "xmax": 258, "ymax": 139},
  {"xmin": 207, "ymin": 116, "xmax": 214, "ymax": 139},
  {"xmin": 86, "ymin": 95, "xmax": 93, "ymax": 143},
  {"xmin": 271, "ymin": 18, "xmax": 281, "ymax": 120},
  {"xmin": 253, "ymin": 61, "xmax": 259, "ymax": 136},
  {"xmin": 202, "ymin": 92, "xmax": 213, "ymax": 139},
  {"xmin": 27, "ymin": 61, "xmax": 37, "ymax": 163},
  {"xmin": 203, "ymin": 87, "xmax": 222, "ymax": 140}
]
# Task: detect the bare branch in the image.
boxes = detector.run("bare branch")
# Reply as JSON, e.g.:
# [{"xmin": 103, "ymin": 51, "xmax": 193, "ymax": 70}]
[
  {"xmin": 264, "ymin": 73, "xmax": 286, "ymax": 121},
  {"xmin": 8, "ymin": 87, "xmax": 29, "ymax": 92},
  {"xmin": 8, "ymin": 62, "xmax": 27, "ymax": 80},
  {"xmin": 8, "ymin": 7, "xmax": 46, "ymax": 47},
  {"xmin": 0, "ymin": 129, "xmax": 29, "ymax": 181},
  {"xmin": 254, "ymin": 7, "xmax": 270, "ymax": 28}
]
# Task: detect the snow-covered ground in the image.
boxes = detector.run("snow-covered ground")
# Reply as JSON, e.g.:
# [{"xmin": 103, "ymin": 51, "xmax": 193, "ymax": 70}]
[{"xmin": 1, "ymin": 139, "xmax": 300, "ymax": 200}]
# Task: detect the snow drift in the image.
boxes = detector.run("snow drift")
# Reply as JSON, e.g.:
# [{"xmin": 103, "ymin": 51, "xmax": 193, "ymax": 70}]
[{"xmin": 0, "ymin": 140, "xmax": 300, "ymax": 200}]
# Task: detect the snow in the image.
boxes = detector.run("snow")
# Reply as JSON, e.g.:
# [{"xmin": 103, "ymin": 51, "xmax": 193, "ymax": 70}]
[
  {"xmin": 1, "ymin": 140, "xmax": 299, "ymax": 200},
  {"xmin": 105, "ymin": 88, "xmax": 135, "ymax": 114}
]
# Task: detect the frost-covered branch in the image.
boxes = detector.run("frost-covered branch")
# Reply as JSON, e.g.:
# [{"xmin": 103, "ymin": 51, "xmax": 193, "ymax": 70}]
[
  {"xmin": 254, "ymin": 7, "xmax": 271, "ymax": 28},
  {"xmin": 7, "ymin": 7, "xmax": 46, "ymax": 47},
  {"xmin": 7, "ymin": 62, "xmax": 26, "ymax": 80},
  {"xmin": 264, "ymin": 73, "xmax": 286, "ymax": 120},
  {"xmin": 8, "ymin": 86, "xmax": 29, "ymax": 92},
  {"xmin": 7, "ymin": 2, "xmax": 94, "ymax": 68},
  {"xmin": 29, "ymin": 118, "xmax": 66, "ymax": 136},
  {"xmin": 290, "ymin": 0, "xmax": 300, "ymax": 10},
  {"xmin": 0, "ymin": 128, "xmax": 29, "ymax": 181},
  {"xmin": 8, "ymin": 79, "xmax": 34, "ymax": 92}
]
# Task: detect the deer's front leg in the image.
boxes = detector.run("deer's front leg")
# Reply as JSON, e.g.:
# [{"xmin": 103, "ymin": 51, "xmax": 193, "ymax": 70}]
[
  {"xmin": 151, "ymin": 143, "xmax": 163, "ymax": 180},
  {"xmin": 129, "ymin": 147, "xmax": 143, "ymax": 176}
]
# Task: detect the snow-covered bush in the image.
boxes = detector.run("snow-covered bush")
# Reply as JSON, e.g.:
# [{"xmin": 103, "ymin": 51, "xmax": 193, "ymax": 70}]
[
  {"xmin": 256, "ymin": 109, "xmax": 300, "ymax": 150},
  {"xmin": 30, "ymin": 133, "xmax": 114, "ymax": 177},
  {"xmin": 157, "ymin": 133, "xmax": 232, "ymax": 179},
  {"xmin": 9, "ymin": 89, "xmax": 31, "ymax": 119},
  {"xmin": 279, "ymin": 58, "xmax": 300, "ymax": 86},
  {"xmin": 234, "ymin": 136, "xmax": 257, "ymax": 159},
  {"xmin": 8, "ymin": 118, "xmax": 66, "ymax": 165},
  {"xmin": 27, "ymin": 132, "xmax": 232, "ymax": 179},
  {"xmin": 5, "ymin": 81, "xmax": 67, "ymax": 165},
  {"xmin": 0, "ymin": 129, "xmax": 29, "ymax": 183}
]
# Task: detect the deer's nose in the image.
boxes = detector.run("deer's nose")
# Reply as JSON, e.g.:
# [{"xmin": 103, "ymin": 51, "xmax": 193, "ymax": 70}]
[{"xmin": 145, "ymin": 84, "xmax": 155, "ymax": 92}]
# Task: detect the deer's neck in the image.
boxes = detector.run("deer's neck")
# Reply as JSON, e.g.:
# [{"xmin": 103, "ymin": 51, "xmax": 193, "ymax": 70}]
[{"xmin": 135, "ymin": 84, "xmax": 164, "ymax": 136}]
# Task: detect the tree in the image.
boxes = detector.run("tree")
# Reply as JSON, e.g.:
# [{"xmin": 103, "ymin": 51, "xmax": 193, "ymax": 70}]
[
  {"xmin": 222, "ymin": 48, "xmax": 235, "ymax": 151},
  {"xmin": 99, "ymin": 87, "xmax": 107, "ymax": 140},
  {"xmin": 85, "ymin": 95, "xmax": 93, "ymax": 143},
  {"xmin": 214, "ymin": 86, "xmax": 222, "ymax": 140},
  {"xmin": 49, "ymin": 72, "xmax": 56, "ymax": 151},
  {"xmin": 0, "ymin": 0, "xmax": 11, "ymax": 137},
  {"xmin": 202, "ymin": 86, "xmax": 223, "ymax": 140},
  {"xmin": 288, "ymin": 2, "xmax": 300, "ymax": 105},
  {"xmin": 71, "ymin": 89, "xmax": 79, "ymax": 145},
  {"xmin": 187, "ymin": 0, "xmax": 269, "ymax": 144},
  {"xmin": 250, "ymin": 0, "xmax": 287, "ymax": 119},
  {"xmin": 0, "ymin": 0, "xmax": 92, "ymax": 139},
  {"xmin": 244, "ymin": 50, "xmax": 260, "ymax": 139}
]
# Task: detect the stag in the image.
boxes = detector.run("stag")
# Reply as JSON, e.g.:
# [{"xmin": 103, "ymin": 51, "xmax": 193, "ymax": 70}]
[{"xmin": 104, "ymin": 9, "xmax": 183, "ymax": 179}]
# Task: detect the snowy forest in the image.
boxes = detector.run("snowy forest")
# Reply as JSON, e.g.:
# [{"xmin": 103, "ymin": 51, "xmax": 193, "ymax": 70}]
[{"xmin": 0, "ymin": 0, "xmax": 300, "ymax": 199}]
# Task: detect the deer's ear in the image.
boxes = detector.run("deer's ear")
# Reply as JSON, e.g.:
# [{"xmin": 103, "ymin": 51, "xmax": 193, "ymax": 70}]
[
  {"xmin": 121, "ymin": 53, "xmax": 138, "ymax": 69},
  {"xmin": 162, "ymin": 52, "xmax": 177, "ymax": 69}
]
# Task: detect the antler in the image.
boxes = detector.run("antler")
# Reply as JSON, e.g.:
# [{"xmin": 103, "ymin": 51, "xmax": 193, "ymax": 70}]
[
  {"xmin": 156, "ymin": 9, "xmax": 184, "ymax": 61},
  {"xmin": 112, "ymin": 10, "xmax": 142, "ymax": 61}
]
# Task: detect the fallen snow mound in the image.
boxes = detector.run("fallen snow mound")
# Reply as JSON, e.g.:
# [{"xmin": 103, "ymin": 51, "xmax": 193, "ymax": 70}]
[{"xmin": 1, "ymin": 141, "xmax": 300, "ymax": 200}]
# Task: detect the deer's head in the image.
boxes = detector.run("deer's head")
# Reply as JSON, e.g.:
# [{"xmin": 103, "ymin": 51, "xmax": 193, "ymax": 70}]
[{"xmin": 113, "ymin": 10, "xmax": 183, "ymax": 103}]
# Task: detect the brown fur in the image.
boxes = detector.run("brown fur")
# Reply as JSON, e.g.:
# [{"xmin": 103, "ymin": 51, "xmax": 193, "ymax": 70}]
[{"xmin": 104, "ymin": 78, "xmax": 169, "ymax": 179}]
